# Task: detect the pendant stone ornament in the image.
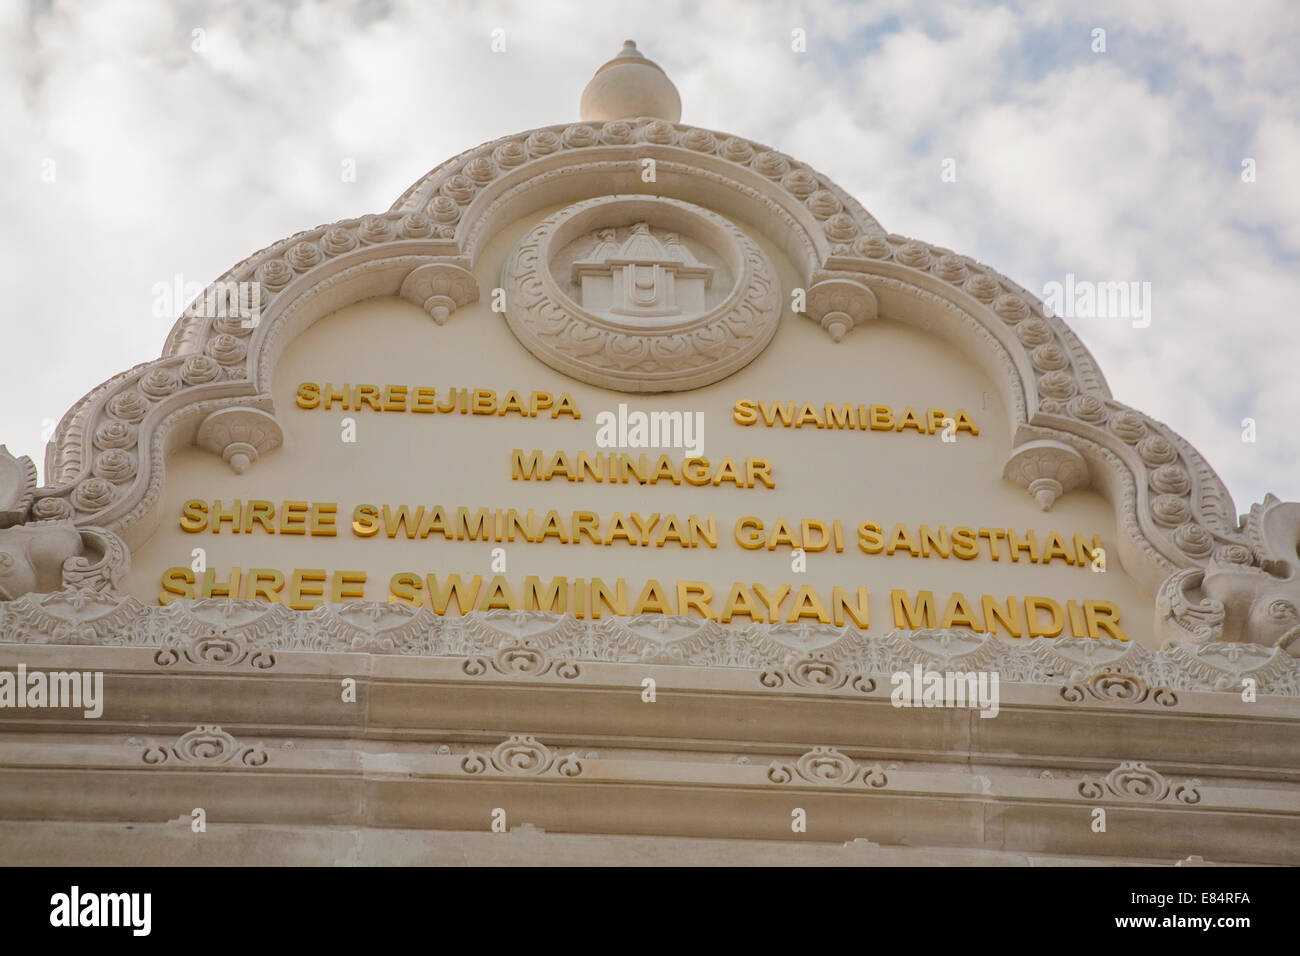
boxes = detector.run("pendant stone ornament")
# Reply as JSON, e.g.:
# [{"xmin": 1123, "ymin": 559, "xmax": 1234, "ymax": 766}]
[{"xmin": 501, "ymin": 195, "xmax": 781, "ymax": 391}]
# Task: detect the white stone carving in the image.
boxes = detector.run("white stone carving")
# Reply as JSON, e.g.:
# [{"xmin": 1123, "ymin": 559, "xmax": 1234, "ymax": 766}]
[
  {"xmin": 1003, "ymin": 439, "xmax": 1090, "ymax": 511},
  {"xmin": 0, "ymin": 446, "xmax": 37, "ymax": 527},
  {"xmin": 460, "ymin": 735, "xmax": 582, "ymax": 777},
  {"xmin": 142, "ymin": 725, "xmax": 269, "ymax": 767},
  {"xmin": 398, "ymin": 260, "xmax": 479, "ymax": 324},
  {"xmin": 767, "ymin": 747, "xmax": 888, "ymax": 788},
  {"xmin": 802, "ymin": 277, "xmax": 878, "ymax": 341},
  {"xmin": 0, "ymin": 522, "xmax": 128, "ymax": 601},
  {"xmin": 195, "ymin": 407, "xmax": 284, "ymax": 474},
  {"xmin": 501, "ymin": 195, "xmax": 780, "ymax": 391},
  {"xmin": 1156, "ymin": 494, "xmax": 1300, "ymax": 657},
  {"xmin": 3, "ymin": 595, "xmax": 1298, "ymax": 696}
]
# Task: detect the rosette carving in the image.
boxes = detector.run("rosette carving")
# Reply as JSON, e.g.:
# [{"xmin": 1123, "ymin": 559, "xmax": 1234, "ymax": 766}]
[
  {"xmin": 399, "ymin": 211, "xmax": 433, "ymax": 238},
  {"xmin": 358, "ymin": 214, "xmax": 395, "ymax": 244},
  {"xmin": 253, "ymin": 257, "xmax": 294, "ymax": 292},
  {"xmin": 751, "ymin": 151, "xmax": 790, "ymax": 180},
  {"xmin": 719, "ymin": 136, "xmax": 754, "ymax": 163},
  {"xmin": 286, "ymin": 240, "xmax": 323, "ymax": 271}
]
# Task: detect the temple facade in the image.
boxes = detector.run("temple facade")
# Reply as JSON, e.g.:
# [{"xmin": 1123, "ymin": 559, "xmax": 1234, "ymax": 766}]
[{"xmin": 1, "ymin": 42, "xmax": 1297, "ymax": 866}]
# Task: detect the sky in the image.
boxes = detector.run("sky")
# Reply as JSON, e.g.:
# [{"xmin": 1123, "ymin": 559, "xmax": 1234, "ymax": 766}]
[{"xmin": 2, "ymin": 0, "xmax": 1297, "ymax": 518}]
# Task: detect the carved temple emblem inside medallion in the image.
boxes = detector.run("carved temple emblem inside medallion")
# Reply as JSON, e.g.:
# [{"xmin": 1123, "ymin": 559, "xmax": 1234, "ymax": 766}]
[
  {"xmin": 502, "ymin": 195, "xmax": 781, "ymax": 392},
  {"xmin": 571, "ymin": 222, "xmax": 714, "ymax": 320}
]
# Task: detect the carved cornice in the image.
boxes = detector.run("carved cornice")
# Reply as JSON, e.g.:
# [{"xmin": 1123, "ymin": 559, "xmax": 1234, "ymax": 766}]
[{"xmin": 2, "ymin": 597, "xmax": 1298, "ymax": 696}]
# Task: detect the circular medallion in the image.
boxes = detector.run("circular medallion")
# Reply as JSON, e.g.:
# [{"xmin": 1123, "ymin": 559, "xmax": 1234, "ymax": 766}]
[{"xmin": 501, "ymin": 195, "xmax": 781, "ymax": 391}]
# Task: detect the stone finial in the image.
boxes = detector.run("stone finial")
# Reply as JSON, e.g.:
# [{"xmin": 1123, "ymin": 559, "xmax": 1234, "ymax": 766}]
[{"xmin": 580, "ymin": 40, "xmax": 682, "ymax": 123}]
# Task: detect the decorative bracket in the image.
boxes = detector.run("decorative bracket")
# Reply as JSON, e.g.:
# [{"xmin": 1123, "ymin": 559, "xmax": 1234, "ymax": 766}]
[
  {"xmin": 196, "ymin": 407, "xmax": 284, "ymax": 474},
  {"xmin": 1003, "ymin": 439, "xmax": 1089, "ymax": 511},
  {"xmin": 399, "ymin": 261, "xmax": 479, "ymax": 324},
  {"xmin": 803, "ymin": 277, "xmax": 878, "ymax": 342}
]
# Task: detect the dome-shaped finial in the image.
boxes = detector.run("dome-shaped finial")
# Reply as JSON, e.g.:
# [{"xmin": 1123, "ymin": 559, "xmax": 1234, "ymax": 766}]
[{"xmin": 580, "ymin": 40, "xmax": 681, "ymax": 123}]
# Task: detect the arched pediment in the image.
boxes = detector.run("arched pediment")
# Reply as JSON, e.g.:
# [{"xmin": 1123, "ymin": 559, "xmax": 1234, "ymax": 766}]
[{"xmin": 11, "ymin": 115, "xmax": 1263, "ymax": 610}]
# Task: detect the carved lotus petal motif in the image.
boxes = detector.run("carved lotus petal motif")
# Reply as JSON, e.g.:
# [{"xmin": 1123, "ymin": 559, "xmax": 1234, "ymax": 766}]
[
  {"xmin": 594, "ymin": 120, "xmax": 632, "ymax": 145},
  {"xmin": 1110, "ymin": 410, "xmax": 1147, "ymax": 443},
  {"xmin": 358, "ymin": 215, "xmax": 394, "ymax": 243},
  {"xmin": 1173, "ymin": 523, "xmax": 1213, "ymax": 558},
  {"xmin": 1138, "ymin": 435, "xmax": 1177, "ymax": 467},
  {"xmin": 993, "ymin": 293, "xmax": 1029, "ymax": 323},
  {"xmin": 1068, "ymin": 393, "xmax": 1109, "ymax": 424},
  {"xmin": 71, "ymin": 477, "xmax": 115, "ymax": 512},
  {"xmin": 253, "ymin": 257, "xmax": 293, "ymax": 292},
  {"xmin": 180, "ymin": 355, "xmax": 222, "ymax": 385},
  {"xmin": 964, "ymin": 273, "xmax": 1000, "ymax": 302},
  {"xmin": 1152, "ymin": 494, "xmax": 1192, "ymax": 528},
  {"xmin": 463, "ymin": 155, "xmax": 498, "ymax": 185},
  {"xmin": 896, "ymin": 242, "xmax": 931, "ymax": 269},
  {"xmin": 562, "ymin": 124, "xmax": 599, "ymax": 148},
  {"xmin": 719, "ymin": 137, "xmax": 754, "ymax": 163},
  {"xmin": 492, "ymin": 141, "xmax": 528, "ymax": 168},
  {"xmin": 286, "ymin": 241, "xmax": 323, "ymax": 271},
  {"xmin": 525, "ymin": 129, "xmax": 561, "ymax": 156},
  {"xmin": 31, "ymin": 496, "xmax": 73, "ymax": 521},
  {"xmin": 440, "ymin": 173, "xmax": 476, "ymax": 204},
  {"xmin": 806, "ymin": 189, "xmax": 842, "ymax": 220},
  {"xmin": 320, "ymin": 227, "xmax": 358, "ymax": 256},
  {"xmin": 107, "ymin": 391, "xmax": 148, "ymax": 423},
  {"xmin": 1038, "ymin": 370, "xmax": 1076, "ymax": 400},
  {"xmin": 781, "ymin": 168, "xmax": 820, "ymax": 198},
  {"xmin": 424, "ymin": 198, "xmax": 460, "ymax": 227},
  {"xmin": 92, "ymin": 450, "xmax": 135, "ymax": 482},
  {"xmin": 824, "ymin": 212, "xmax": 858, "ymax": 241},
  {"xmin": 679, "ymin": 127, "xmax": 715, "ymax": 152},
  {"xmin": 399, "ymin": 211, "xmax": 433, "ymax": 238},
  {"xmin": 1016, "ymin": 318, "xmax": 1052, "ymax": 346},
  {"xmin": 852, "ymin": 233, "xmax": 891, "ymax": 258},
  {"xmin": 206, "ymin": 334, "xmax": 247, "ymax": 366},
  {"xmin": 640, "ymin": 119, "xmax": 676, "ymax": 144},
  {"xmin": 933, "ymin": 254, "xmax": 967, "ymax": 283},
  {"xmin": 1151, "ymin": 463, "xmax": 1191, "ymax": 496},
  {"xmin": 1213, "ymin": 544, "xmax": 1253, "ymax": 566},
  {"xmin": 750, "ymin": 151, "xmax": 789, "ymax": 180},
  {"xmin": 139, "ymin": 368, "xmax": 180, "ymax": 399},
  {"xmin": 1031, "ymin": 344, "xmax": 1070, "ymax": 372}
]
